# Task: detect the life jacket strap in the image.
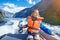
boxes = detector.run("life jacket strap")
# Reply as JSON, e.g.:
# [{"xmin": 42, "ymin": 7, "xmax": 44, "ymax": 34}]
[{"xmin": 28, "ymin": 27, "xmax": 39, "ymax": 30}]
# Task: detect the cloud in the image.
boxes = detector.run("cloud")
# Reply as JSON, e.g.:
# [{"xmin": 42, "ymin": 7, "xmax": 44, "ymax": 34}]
[
  {"xmin": 27, "ymin": 0, "xmax": 36, "ymax": 5},
  {"xmin": 2, "ymin": 3, "xmax": 27, "ymax": 13},
  {"xmin": 3, "ymin": 3, "xmax": 16, "ymax": 8},
  {"xmin": 28, "ymin": 0, "xmax": 32, "ymax": 4},
  {"xmin": 33, "ymin": 1, "xmax": 36, "ymax": 5}
]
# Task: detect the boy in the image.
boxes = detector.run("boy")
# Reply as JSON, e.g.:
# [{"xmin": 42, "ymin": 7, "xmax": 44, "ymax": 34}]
[{"xmin": 22, "ymin": 9, "xmax": 54, "ymax": 40}]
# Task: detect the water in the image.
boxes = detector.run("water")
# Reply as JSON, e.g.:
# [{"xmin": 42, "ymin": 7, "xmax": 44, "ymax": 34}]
[
  {"xmin": 0, "ymin": 18, "xmax": 60, "ymax": 40},
  {"xmin": 42, "ymin": 22, "xmax": 60, "ymax": 40}
]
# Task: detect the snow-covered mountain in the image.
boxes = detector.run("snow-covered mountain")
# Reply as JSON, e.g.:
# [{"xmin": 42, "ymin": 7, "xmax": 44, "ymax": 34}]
[
  {"xmin": 1, "ymin": 8, "xmax": 31, "ymax": 18},
  {"xmin": 2, "ymin": 10, "xmax": 14, "ymax": 18},
  {"xmin": 13, "ymin": 8, "xmax": 32, "ymax": 18}
]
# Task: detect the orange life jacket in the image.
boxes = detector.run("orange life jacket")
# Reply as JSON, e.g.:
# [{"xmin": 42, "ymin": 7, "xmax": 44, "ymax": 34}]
[{"xmin": 27, "ymin": 16, "xmax": 43, "ymax": 33}]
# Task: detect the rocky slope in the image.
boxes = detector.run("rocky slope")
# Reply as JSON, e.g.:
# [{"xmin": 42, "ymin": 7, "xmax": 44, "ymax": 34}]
[{"xmin": 32, "ymin": 0, "xmax": 60, "ymax": 25}]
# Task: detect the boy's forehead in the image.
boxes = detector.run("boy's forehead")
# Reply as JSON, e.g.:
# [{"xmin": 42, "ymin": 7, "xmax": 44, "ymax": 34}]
[
  {"xmin": 33, "ymin": 9, "xmax": 39, "ymax": 12},
  {"xmin": 32, "ymin": 11, "xmax": 38, "ymax": 14}
]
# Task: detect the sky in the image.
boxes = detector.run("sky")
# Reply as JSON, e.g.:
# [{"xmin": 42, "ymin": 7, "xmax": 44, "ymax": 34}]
[{"xmin": 0, "ymin": 0, "xmax": 41, "ymax": 13}]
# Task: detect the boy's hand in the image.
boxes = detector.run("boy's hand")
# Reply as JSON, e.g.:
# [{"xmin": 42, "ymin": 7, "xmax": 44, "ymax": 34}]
[
  {"xmin": 40, "ymin": 17, "xmax": 44, "ymax": 19},
  {"xmin": 51, "ymin": 32, "xmax": 55, "ymax": 36},
  {"xmin": 22, "ymin": 25, "xmax": 26, "ymax": 28}
]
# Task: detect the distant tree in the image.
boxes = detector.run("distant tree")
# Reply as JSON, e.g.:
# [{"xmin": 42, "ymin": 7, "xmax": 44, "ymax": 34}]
[
  {"xmin": 0, "ymin": 9, "xmax": 4, "ymax": 18},
  {"xmin": 0, "ymin": 9, "xmax": 4, "ymax": 23}
]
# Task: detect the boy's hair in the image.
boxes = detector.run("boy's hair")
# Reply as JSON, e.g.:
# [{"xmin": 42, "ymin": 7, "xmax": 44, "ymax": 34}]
[{"xmin": 31, "ymin": 9, "xmax": 40, "ymax": 17}]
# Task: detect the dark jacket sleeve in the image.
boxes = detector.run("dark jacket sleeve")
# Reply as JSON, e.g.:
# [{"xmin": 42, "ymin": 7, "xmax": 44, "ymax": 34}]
[{"xmin": 25, "ymin": 24, "xmax": 28, "ymax": 27}]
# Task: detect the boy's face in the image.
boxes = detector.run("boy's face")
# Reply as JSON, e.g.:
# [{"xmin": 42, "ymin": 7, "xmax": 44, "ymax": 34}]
[{"xmin": 32, "ymin": 11, "xmax": 38, "ymax": 18}]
